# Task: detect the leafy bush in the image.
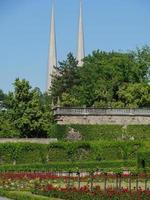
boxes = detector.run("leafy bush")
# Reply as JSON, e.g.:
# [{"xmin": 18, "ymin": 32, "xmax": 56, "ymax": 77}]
[{"xmin": 0, "ymin": 130, "xmax": 20, "ymax": 138}]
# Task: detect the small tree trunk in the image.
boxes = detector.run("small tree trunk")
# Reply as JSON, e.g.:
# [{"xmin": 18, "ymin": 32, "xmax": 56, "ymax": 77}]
[
  {"xmin": 13, "ymin": 160, "xmax": 16, "ymax": 165},
  {"xmin": 129, "ymin": 176, "xmax": 132, "ymax": 191},
  {"xmin": 90, "ymin": 172, "xmax": 94, "ymax": 191},
  {"xmin": 136, "ymin": 175, "xmax": 138, "ymax": 191},
  {"xmin": 116, "ymin": 175, "xmax": 118, "ymax": 190},
  {"xmin": 77, "ymin": 172, "xmax": 80, "ymax": 190},
  {"xmin": 145, "ymin": 179, "xmax": 148, "ymax": 190},
  {"xmin": 68, "ymin": 172, "xmax": 71, "ymax": 189},
  {"xmin": 119, "ymin": 175, "xmax": 122, "ymax": 190},
  {"xmin": 104, "ymin": 173, "xmax": 107, "ymax": 192}
]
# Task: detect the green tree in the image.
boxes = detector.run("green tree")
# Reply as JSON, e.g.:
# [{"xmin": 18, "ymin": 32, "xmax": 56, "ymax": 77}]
[
  {"xmin": 51, "ymin": 53, "xmax": 79, "ymax": 104},
  {"xmin": 50, "ymin": 46, "xmax": 150, "ymax": 108},
  {"xmin": 0, "ymin": 89, "xmax": 7, "ymax": 110},
  {"xmin": 72, "ymin": 50, "xmax": 142, "ymax": 106},
  {"xmin": 118, "ymin": 83, "xmax": 150, "ymax": 108},
  {"xmin": 7, "ymin": 78, "xmax": 52, "ymax": 137}
]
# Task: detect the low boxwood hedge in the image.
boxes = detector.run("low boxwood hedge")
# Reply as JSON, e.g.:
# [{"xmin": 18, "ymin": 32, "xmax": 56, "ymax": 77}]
[{"xmin": 0, "ymin": 160, "xmax": 136, "ymax": 173}]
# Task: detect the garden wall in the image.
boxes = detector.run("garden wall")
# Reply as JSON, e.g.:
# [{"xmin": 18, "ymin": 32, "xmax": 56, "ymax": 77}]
[{"xmin": 54, "ymin": 107, "xmax": 150, "ymax": 125}]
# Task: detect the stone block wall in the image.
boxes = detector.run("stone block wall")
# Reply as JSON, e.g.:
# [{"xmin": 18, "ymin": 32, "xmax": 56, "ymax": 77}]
[{"xmin": 54, "ymin": 107, "xmax": 150, "ymax": 125}]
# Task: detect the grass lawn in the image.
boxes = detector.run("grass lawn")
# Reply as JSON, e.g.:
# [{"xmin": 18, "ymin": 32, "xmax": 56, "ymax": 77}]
[{"xmin": 0, "ymin": 191, "xmax": 63, "ymax": 200}]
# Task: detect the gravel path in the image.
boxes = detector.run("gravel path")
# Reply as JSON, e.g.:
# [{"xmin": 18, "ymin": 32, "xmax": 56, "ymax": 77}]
[{"xmin": 0, "ymin": 198, "xmax": 12, "ymax": 200}]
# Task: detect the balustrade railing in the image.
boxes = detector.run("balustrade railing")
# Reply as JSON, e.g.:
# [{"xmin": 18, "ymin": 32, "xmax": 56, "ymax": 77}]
[{"xmin": 54, "ymin": 107, "xmax": 150, "ymax": 116}]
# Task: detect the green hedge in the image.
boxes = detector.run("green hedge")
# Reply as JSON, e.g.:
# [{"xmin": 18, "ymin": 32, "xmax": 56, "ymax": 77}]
[
  {"xmin": 47, "ymin": 141, "xmax": 141, "ymax": 161},
  {"xmin": 50, "ymin": 124, "xmax": 150, "ymax": 141},
  {"xmin": 0, "ymin": 141, "xmax": 142, "ymax": 165},
  {"xmin": 0, "ymin": 160, "xmax": 136, "ymax": 172},
  {"xmin": 0, "ymin": 191, "xmax": 60, "ymax": 200},
  {"xmin": 0, "ymin": 143, "xmax": 47, "ymax": 164}
]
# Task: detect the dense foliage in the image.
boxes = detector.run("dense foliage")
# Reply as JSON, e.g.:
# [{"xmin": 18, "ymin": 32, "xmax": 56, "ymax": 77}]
[
  {"xmin": 0, "ymin": 79, "xmax": 53, "ymax": 138},
  {"xmin": 51, "ymin": 46, "xmax": 150, "ymax": 107}
]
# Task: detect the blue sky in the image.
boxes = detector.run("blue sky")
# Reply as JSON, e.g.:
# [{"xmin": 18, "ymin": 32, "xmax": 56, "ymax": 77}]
[{"xmin": 0, "ymin": 0, "xmax": 150, "ymax": 92}]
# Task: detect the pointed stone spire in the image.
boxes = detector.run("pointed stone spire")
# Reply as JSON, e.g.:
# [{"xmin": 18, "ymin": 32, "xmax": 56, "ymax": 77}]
[
  {"xmin": 77, "ymin": 0, "xmax": 85, "ymax": 66},
  {"xmin": 47, "ymin": 0, "xmax": 57, "ymax": 91}
]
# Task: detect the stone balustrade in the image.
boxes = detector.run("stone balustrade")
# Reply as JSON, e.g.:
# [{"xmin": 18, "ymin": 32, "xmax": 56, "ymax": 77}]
[{"xmin": 54, "ymin": 107, "xmax": 150, "ymax": 116}]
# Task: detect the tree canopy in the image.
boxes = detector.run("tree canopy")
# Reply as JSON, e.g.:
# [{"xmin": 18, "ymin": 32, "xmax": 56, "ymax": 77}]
[
  {"xmin": 51, "ymin": 46, "xmax": 150, "ymax": 108},
  {"xmin": 0, "ymin": 79, "xmax": 53, "ymax": 138}
]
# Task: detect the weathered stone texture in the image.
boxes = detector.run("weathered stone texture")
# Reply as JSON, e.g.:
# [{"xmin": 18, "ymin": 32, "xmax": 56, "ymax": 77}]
[
  {"xmin": 54, "ymin": 107, "xmax": 150, "ymax": 125},
  {"xmin": 57, "ymin": 115, "xmax": 150, "ymax": 125}
]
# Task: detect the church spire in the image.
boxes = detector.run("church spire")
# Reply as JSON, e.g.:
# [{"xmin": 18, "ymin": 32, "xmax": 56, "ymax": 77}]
[
  {"xmin": 47, "ymin": 0, "xmax": 57, "ymax": 91},
  {"xmin": 77, "ymin": 0, "xmax": 85, "ymax": 66}
]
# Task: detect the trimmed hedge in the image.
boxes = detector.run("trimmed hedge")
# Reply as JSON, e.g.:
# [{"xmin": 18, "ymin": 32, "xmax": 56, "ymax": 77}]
[
  {"xmin": 49, "ymin": 124, "xmax": 150, "ymax": 141},
  {"xmin": 0, "ymin": 141, "xmax": 142, "ymax": 164},
  {"xmin": 0, "ymin": 160, "xmax": 136, "ymax": 172},
  {"xmin": 0, "ymin": 143, "xmax": 47, "ymax": 164},
  {"xmin": 0, "ymin": 191, "xmax": 61, "ymax": 200}
]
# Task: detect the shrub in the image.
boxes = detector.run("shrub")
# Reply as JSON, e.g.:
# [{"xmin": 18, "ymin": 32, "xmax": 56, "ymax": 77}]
[{"xmin": 0, "ymin": 130, "xmax": 20, "ymax": 138}]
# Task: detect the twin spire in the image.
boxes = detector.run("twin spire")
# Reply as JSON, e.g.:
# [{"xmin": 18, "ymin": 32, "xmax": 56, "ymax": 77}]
[
  {"xmin": 47, "ymin": 0, "xmax": 85, "ymax": 91},
  {"xmin": 47, "ymin": 3, "xmax": 57, "ymax": 91},
  {"xmin": 77, "ymin": 0, "xmax": 85, "ymax": 66}
]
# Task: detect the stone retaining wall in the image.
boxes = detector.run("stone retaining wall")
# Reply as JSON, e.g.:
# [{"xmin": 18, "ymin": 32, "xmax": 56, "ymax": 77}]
[
  {"xmin": 54, "ymin": 107, "xmax": 150, "ymax": 125},
  {"xmin": 0, "ymin": 138, "xmax": 57, "ymax": 144}
]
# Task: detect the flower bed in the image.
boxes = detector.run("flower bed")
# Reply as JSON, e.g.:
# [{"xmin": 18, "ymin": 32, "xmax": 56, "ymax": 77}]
[
  {"xmin": 1, "ymin": 171, "xmax": 150, "ymax": 199},
  {"xmin": 0, "ymin": 171, "xmax": 150, "ymax": 191},
  {"xmin": 35, "ymin": 186, "xmax": 150, "ymax": 200}
]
